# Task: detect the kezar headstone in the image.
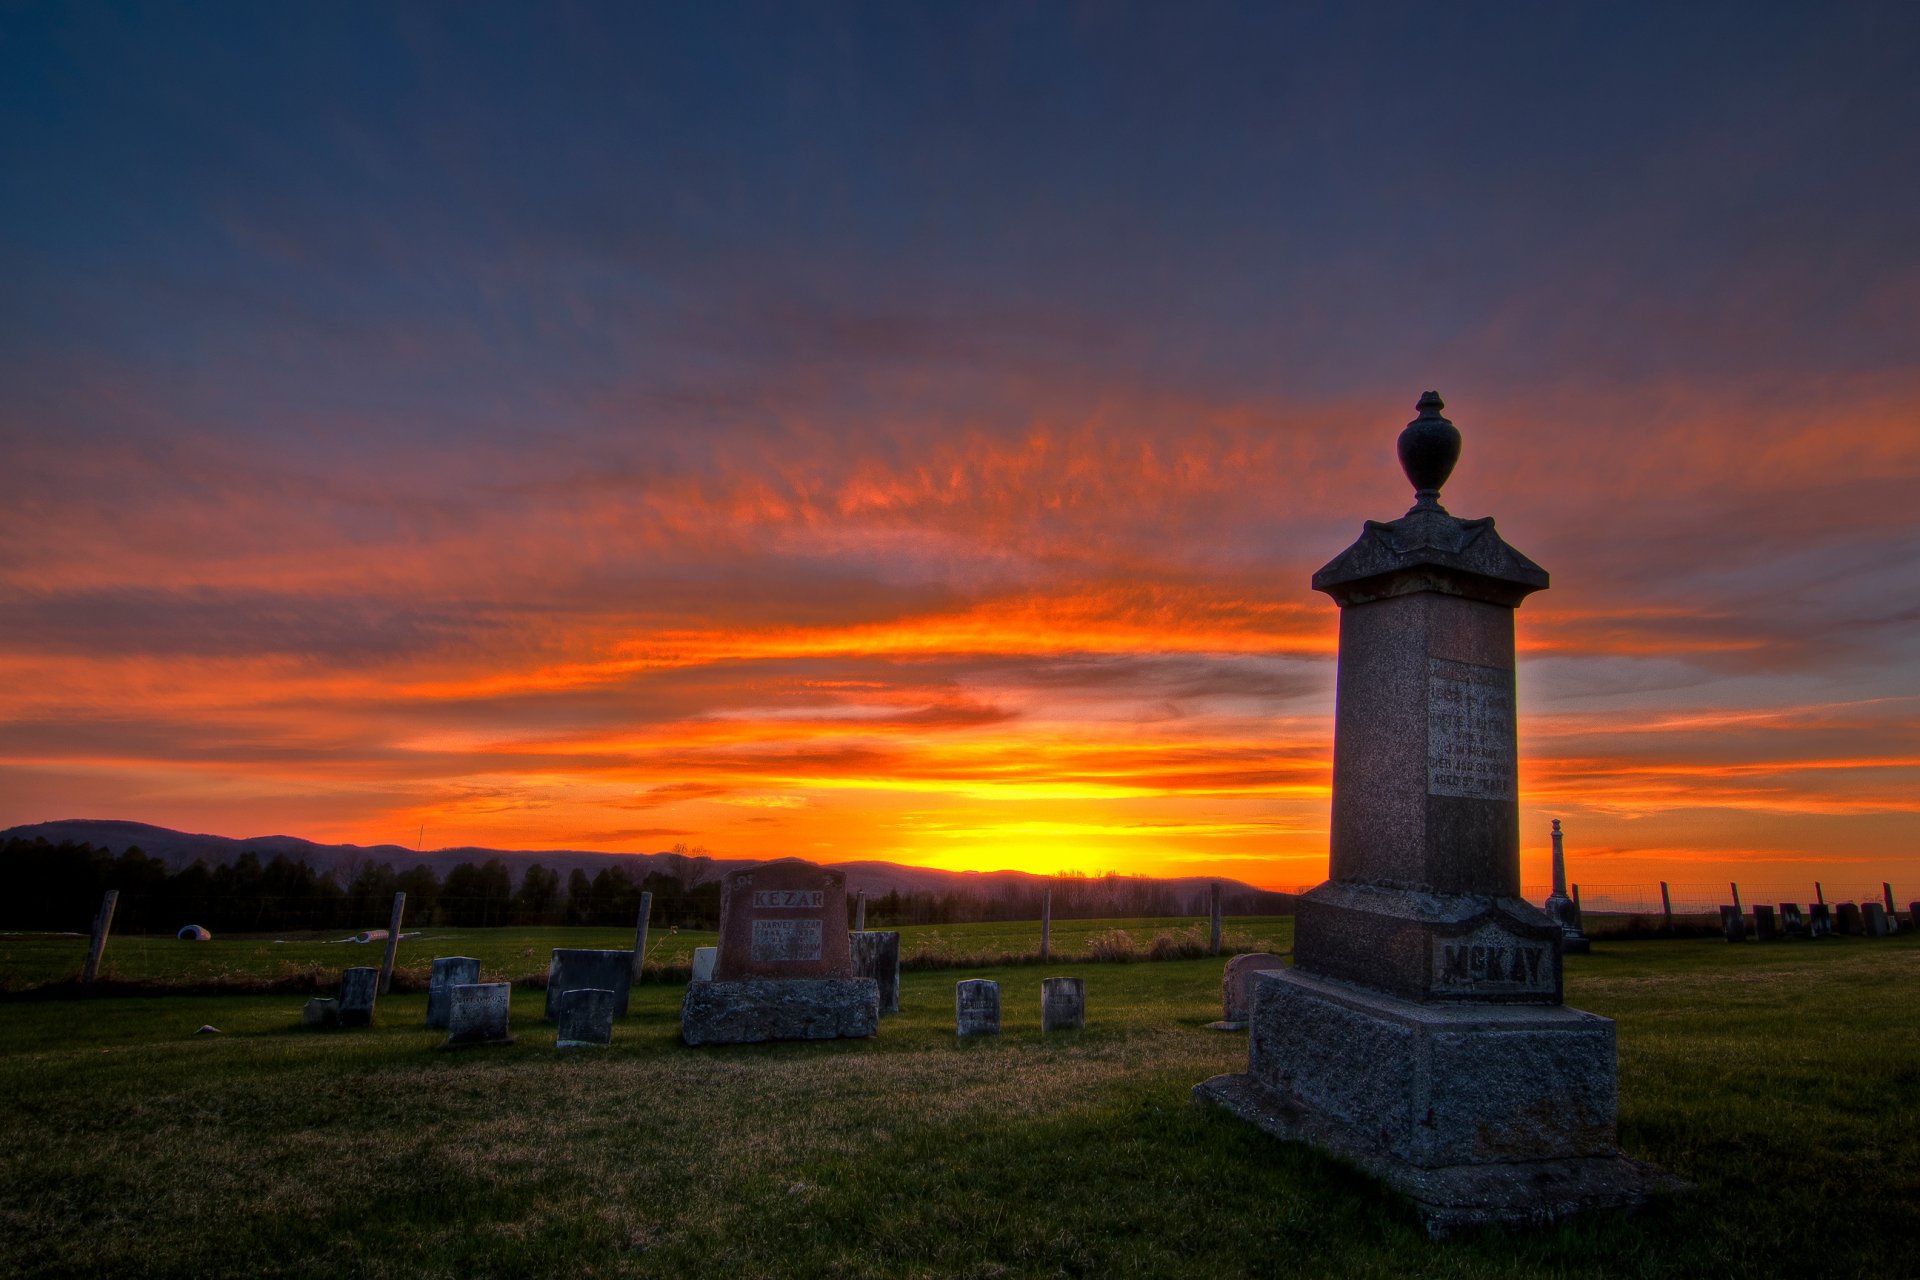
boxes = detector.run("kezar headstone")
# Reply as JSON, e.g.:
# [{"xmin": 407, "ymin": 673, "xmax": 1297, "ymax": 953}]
[
  {"xmin": 1213, "ymin": 953, "xmax": 1287, "ymax": 1029},
  {"xmin": 680, "ymin": 859, "xmax": 879, "ymax": 1046},
  {"xmin": 339, "ymin": 966, "xmax": 378, "ymax": 1027},
  {"xmin": 1751, "ymin": 905, "xmax": 1777, "ymax": 942},
  {"xmin": 690, "ymin": 946, "xmax": 717, "ymax": 982},
  {"xmin": 1041, "ymin": 976, "xmax": 1084, "ymax": 1032},
  {"xmin": 444, "ymin": 982, "xmax": 512, "ymax": 1047},
  {"xmin": 555, "ymin": 987, "xmax": 615, "ymax": 1048},
  {"xmin": 302, "ymin": 997, "xmax": 341, "ymax": 1028},
  {"xmin": 1836, "ymin": 903, "xmax": 1864, "ymax": 936},
  {"xmin": 956, "ymin": 979, "xmax": 1000, "ymax": 1036},
  {"xmin": 850, "ymin": 930, "xmax": 901, "ymax": 1014},
  {"xmin": 1809, "ymin": 903, "xmax": 1833, "ymax": 937},
  {"xmin": 426, "ymin": 956, "xmax": 481, "ymax": 1029},
  {"xmin": 1194, "ymin": 393, "xmax": 1682, "ymax": 1236},
  {"xmin": 1780, "ymin": 903, "xmax": 1804, "ymax": 936},
  {"xmin": 1863, "ymin": 902, "xmax": 1890, "ymax": 937},
  {"xmin": 1721, "ymin": 906, "xmax": 1747, "ymax": 943},
  {"xmin": 545, "ymin": 949, "xmax": 632, "ymax": 1021}
]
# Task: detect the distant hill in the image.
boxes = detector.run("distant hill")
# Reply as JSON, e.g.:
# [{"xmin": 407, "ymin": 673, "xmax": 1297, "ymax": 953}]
[{"xmin": 0, "ymin": 819, "xmax": 1293, "ymax": 911}]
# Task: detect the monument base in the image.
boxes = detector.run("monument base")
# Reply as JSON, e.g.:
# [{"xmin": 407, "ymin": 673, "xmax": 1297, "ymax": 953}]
[
  {"xmin": 1195, "ymin": 969, "xmax": 1684, "ymax": 1236},
  {"xmin": 680, "ymin": 978, "xmax": 879, "ymax": 1046}
]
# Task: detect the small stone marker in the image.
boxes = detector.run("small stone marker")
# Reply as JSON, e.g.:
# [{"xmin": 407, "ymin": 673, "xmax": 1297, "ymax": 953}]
[
  {"xmin": 302, "ymin": 997, "xmax": 341, "ymax": 1028},
  {"xmin": 1908, "ymin": 901, "xmax": 1920, "ymax": 932},
  {"xmin": 1809, "ymin": 903, "xmax": 1833, "ymax": 937},
  {"xmin": 956, "ymin": 979, "xmax": 1000, "ymax": 1036},
  {"xmin": 1752, "ymin": 905, "xmax": 1778, "ymax": 942},
  {"xmin": 339, "ymin": 966, "xmax": 379, "ymax": 1026},
  {"xmin": 690, "ymin": 946, "xmax": 717, "ymax": 982},
  {"xmin": 1836, "ymin": 903, "xmax": 1864, "ymax": 936},
  {"xmin": 1720, "ymin": 906, "xmax": 1747, "ymax": 943},
  {"xmin": 1041, "ymin": 976, "xmax": 1084, "ymax": 1032},
  {"xmin": 545, "ymin": 949, "xmax": 633, "ymax": 1020},
  {"xmin": 555, "ymin": 987, "xmax": 616, "ymax": 1048},
  {"xmin": 444, "ymin": 982, "xmax": 512, "ymax": 1046},
  {"xmin": 426, "ymin": 956, "xmax": 481, "ymax": 1029},
  {"xmin": 1212, "ymin": 952, "xmax": 1287, "ymax": 1029},
  {"xmin": 1780, "ymin": 903, "xmax": 1804, "ymax": 936},
  {"xmin": 850, "ymin": 930, "xmax": 901, "ymax": 1014},
  {"xmin": 1863, "ymin": 902, "xmax": 1890, "ymax": 937}
]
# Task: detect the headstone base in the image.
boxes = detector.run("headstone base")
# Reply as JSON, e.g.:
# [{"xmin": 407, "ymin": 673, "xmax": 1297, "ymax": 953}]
[
  {"xmin": 1204, "ymin": 1020, "xmax": 1248, "ymax": 1032},
  {"xmin": 680, "ymin": 978, "xmax": 878, "ymax": 1046},
  {"xmin": 1195, "ymin": 969, "xmax": 1685, "ymax": 1236}
]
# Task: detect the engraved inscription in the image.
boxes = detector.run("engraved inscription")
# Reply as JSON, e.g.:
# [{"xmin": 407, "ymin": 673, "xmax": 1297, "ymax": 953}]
[
  {"xmin": 1430, "ymin": 921, "xmax": 1556, "ymax": 995},
  {"xmin": 750, "ymin": 918, "xmax": 823, "ymax": 962},
  {"xmin": 751, "ymin": 889, "xmax": 824, "ymax": 909},
  {"xmin": 1427, "ymin": 657, "xmax": 1516, "ymax": 799}
]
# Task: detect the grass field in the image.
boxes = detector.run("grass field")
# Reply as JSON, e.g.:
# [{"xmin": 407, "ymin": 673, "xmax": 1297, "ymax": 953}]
[{"xmin": 2, "ymin": 924, "xmax": 1916, "ymax": 1278}]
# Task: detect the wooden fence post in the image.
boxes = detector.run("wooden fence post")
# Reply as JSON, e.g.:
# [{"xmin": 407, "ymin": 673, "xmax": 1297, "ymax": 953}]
[
  {"xmin": 378, "ymin": 891, "xmax": 405, "ymax": 994},
  {"xmin": 1209, "ymin": 881, "xmax": 1222, "ymax": 955},
  {"xmin": 1040, "ymin": 888, "xmax": 1052, "ymax": 960},
  {"xmin": 1659, "ymin": 881, "xmax": 1672, "ymax": 933},
  {"xmin": 631, "ymin": 890, "xmax": 653, "ymax": 984},
  {"xmin": 82, "ymin": 889, "xmax": 118, "ymax": 984},
  {"xmin": 854, "ymin": 890, "xmax": 866, "ymax": 932}
]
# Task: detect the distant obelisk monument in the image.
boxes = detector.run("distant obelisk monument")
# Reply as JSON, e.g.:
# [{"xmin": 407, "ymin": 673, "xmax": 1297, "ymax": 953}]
[{"xmin": 1197, "ymin": 392, "xmax": 1681, "ymax": 1234}]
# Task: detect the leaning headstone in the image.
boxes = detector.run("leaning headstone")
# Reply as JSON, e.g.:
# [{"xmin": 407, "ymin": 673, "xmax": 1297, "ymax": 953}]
[
  {"xmin": 1809, "ymin": 903, "xmax": 1833, "ymax": 937},
  {"xmin": 301, "ymin": 997, "xmax": 341, "ymax": 1028},
  {"xmin": 1751, "ymin": 905, "xmax": 1777, "ymax": 942},
  {"xmin": 426, "ymin": 956, "xmax": 481, "ymax": 1029},
  {"xmin": 679, "ymin": 858, "xmax": 879, "ymax": 1046},
  {"xmin": 1720, "ymin": 906, "xmax": 1747, "ymax": 943},
  {"xmin": 1780, "ymin": 903, "xmax": 1804, "ymax": 936},
  {"xmin": 1212, "ymin": 953, "xmax": 1286, "ymax": 1030},
  {"xmin": 850, "ymin": 930, "xmax": 901, "ymax": 1014},
  {"xmin": 545, "ymin": 949, "xmax": 632, "ymax": 1020},
  {"xmin": 1908, "ymin": 902, "xmax": 1920, "ymax": 932},
  {"xmin": 444, "ymin": 982, "xmax": 512, "ymax": 1047},
  {"xmin": 1863, "ymin": 903, "xmax": 1890, "ymax": 937},
  {"xmin": 1194, "ymin": 392, "xmax": 1681, "ymax": 1235},
  {"xmin": 1836, "ymin": 903, "xmax": 1864, "ymax": 936},
  {"xmin": 339, "ymin": 966, "xmax": 378, "ymax": 1026},
  {"xmin": 1041, "ymin": 976, "xmax": 1084, "ymax": 1032},
  {"xmin": 555, "ymin": 987, "xmax": 616, "ymax": 1048},
  {"xmin": 690, "ymin": 946, "xmax": 717, "ymax": 982},
  {"xmin": 956, "ymin": 979, "xmax": 1000, "ymax": 1036}
]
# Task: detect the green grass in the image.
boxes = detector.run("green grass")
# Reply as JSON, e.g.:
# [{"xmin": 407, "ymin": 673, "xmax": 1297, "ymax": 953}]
[{"xmin": 1, "ymin": 931, "xmax": 1915, "ymax": 1277}]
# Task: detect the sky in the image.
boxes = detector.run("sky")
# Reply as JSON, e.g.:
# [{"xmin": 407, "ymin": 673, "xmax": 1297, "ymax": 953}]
[{"xmin": 3, "ymin": 3, "xmax": 1917, "ymax": 899}]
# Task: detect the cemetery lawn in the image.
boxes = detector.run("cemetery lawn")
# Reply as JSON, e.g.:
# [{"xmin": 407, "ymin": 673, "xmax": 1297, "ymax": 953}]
[{"xmin": 2, "ymin": 932, "xmax": 1916, "ymax": 1279}]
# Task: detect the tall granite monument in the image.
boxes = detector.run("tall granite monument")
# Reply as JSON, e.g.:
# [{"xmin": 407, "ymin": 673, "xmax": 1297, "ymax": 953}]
[{"xmin": 1196, "ymin": 392, "xmax": 1681, "ymax": 1234}]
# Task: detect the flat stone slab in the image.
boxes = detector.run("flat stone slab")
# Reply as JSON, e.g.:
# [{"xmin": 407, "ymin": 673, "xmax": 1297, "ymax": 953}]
[
  {"xmin": 850, "ymin": 930, "xmax": 901, "ymax": 1014},
  {"xmin": 956, "ymin": 979, "xmax": 1000, "ymax": 1036},
  {"xmin": 545, "ymin": 949, "xmax": 632, "ymax": 1020},
  {"xmin": 1042, "ymin": 976, "xmax": 1084, "ymax": 1032},
  {"xmin": 680, "ymin": 978, "xmax": 878, "ymax": 1046},
  {"xmin": 339, "ymin": 966, "xmax": 378, "ymax": 1026},
  {"xmin": 1222, "ymin": 952, "xmax": 1287, "ymax": 1023},
  {"xmin": 690, "ymin": 946, "xmax": 717, "ymax": 982},
  {"xmin": 444, "ymin": 982, "xmax": 513, "ymax": 1047},
  {"xmin": 301, "ymin": 997, "xmax": 341, "ymax": 1029},
  {"xmin": 556, "ymin": 987, "xmax": 615, "ymax": 1048},
  {"xmin": 426, "ymin": 956, "xmax": 481, "ymax": 1029}
]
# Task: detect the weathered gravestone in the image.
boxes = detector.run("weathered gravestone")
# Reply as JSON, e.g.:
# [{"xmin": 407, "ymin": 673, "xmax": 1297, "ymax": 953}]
[
  {"xmin": 850, "ymin": 930, "xmax": 901, "ymax": 1014},
  {"xmin": 680, "ymin": 859, "xmax": 878, "ymax": 1045},
  {"xmin": 1752, "ymin": 905, "xmax": 1777, "ymax": 942},
  {"xmin": 301, "ymin": 997, "xmax": 341, "ymax": 1028},
  {"xmin": 1863, "ymin": 903, "xmax": 1890, "ymax": 937},
  {"xmin": 1809, "ymin": 903, "xmax": 1834, "ymax": 937},
  {"xmin": 1721, "ymin": 906, "xmax": 1748, "ymax": 943},
  {"xmin": 1836, "ymin": 903, "xmax": 1864, "ymax": 936},
  {"xmin": 1909, "ymin": 902, "xmax": 1920, "ymax": 932},
  {"xmin": 339, "ymin": 966, "xmax": 378, "ymax": 1027},
  {"xmin": 1211, "ymin": 953, "xmax": 1287, "ymax": 1030},
  {"xmin": 1780, "ymin": 903, "xmax": 1804, "ymax": 936},
  {"xmin": 1195, "ymin": 392, "xmax": 1682, "ymax": 1236},
  {"xmin": 426, "ymin": 956, "xmax": 481, "ymax": 1029},
  {"xmin": 1041, "ymin": 976, "xmax": 1084, "ymax": 1032},
  {"xmin": 690, "ymin": 946, "xmax": 717, "ymax": 982},
  {"xmin": 956, "ymin": 979, "xmax": 1000, "ymax": 1036},
  {"xmin": 545, "ymin": 949, "xmax": 632, "ymax": 1020},
  {"xmin": 444, "ymin": 982, "xmax": 512, "ymax": 1047},
  {"xmin": 555, "ymin": 987, "xmax": 615, "ymax": 1048}
]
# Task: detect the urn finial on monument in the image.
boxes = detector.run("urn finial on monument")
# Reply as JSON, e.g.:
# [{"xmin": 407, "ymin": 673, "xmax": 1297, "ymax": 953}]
[{"xmin": 1397, "ymin": 390, "xmax": 1459, "ymax": 511}]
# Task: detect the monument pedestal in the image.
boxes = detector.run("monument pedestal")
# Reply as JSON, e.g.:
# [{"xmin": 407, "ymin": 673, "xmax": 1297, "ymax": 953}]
[{"xmin": 680, "ymin": 977, "xmax": 878, "ymax": 1046}]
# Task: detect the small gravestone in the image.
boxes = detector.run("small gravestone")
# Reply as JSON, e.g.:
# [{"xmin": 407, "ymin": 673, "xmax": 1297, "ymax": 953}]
[
  {"xmin": 1809, "ymin": 903, "xmax": 1833, "ymax": 937},
  {"xmin": 956, "ymin": 979, "xmax": 1000, "ymax": 1036},
  {"xmin": 444, "ymin": 982, "xmax": 512, "ymax": 1047},
  {"xmin": 1752, "ymin": 905, "xmax": 1778, "ymax": 942},
  {"xmin": 1041, "ymin": 976, "xmax": 1084, "ymax": 1032},
  {"xmin": 555, "ymin": 987, "xmax": 615, "ymax": 1048},
  {"xmin": 1720, "ymin": 906, "xmax": 1747, "ymax": 943},
  {"xmin": 301, "ymin": 998, "xmax": 340, "ymax": 1028},
  {"xmin": 1909, "ymin": 902, "xmax": 1920, "ymax": 932},
  {"xmin": 850, "ymin": 930, "xmax": 901, "ymax": 1014},
  {"xmin": 690, "ymin": 946, "xmax": 717, "ymax": 982},
  {"xmin": 1780, "ymin": 903, "xmax": 1804, "ymax": 936},
  {"xmin": 1836, "ymin": 903, "xmax": 1864, "ymax": 936},
  {"xmin": 339, "ymin": 966, "xmax": 379, "ymax": 1026},
  {"xmin": 1863, "ymin": 903, "xmax": 1890, "ymax": 937},
  {"xmin": 545, "ymin": 949, "xmax": 632, "ymax": 1020},
  {"xmin": 426, "ymin": 957, "xmax": 481, "ymax": 1029},
  {"xmin": 680, "ymin": 859, "xmax": 879, "ymax": 1045},
  {"xmin": 1211, "ymin": 953, "xmax": 1286, "ymax": 1030}
]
